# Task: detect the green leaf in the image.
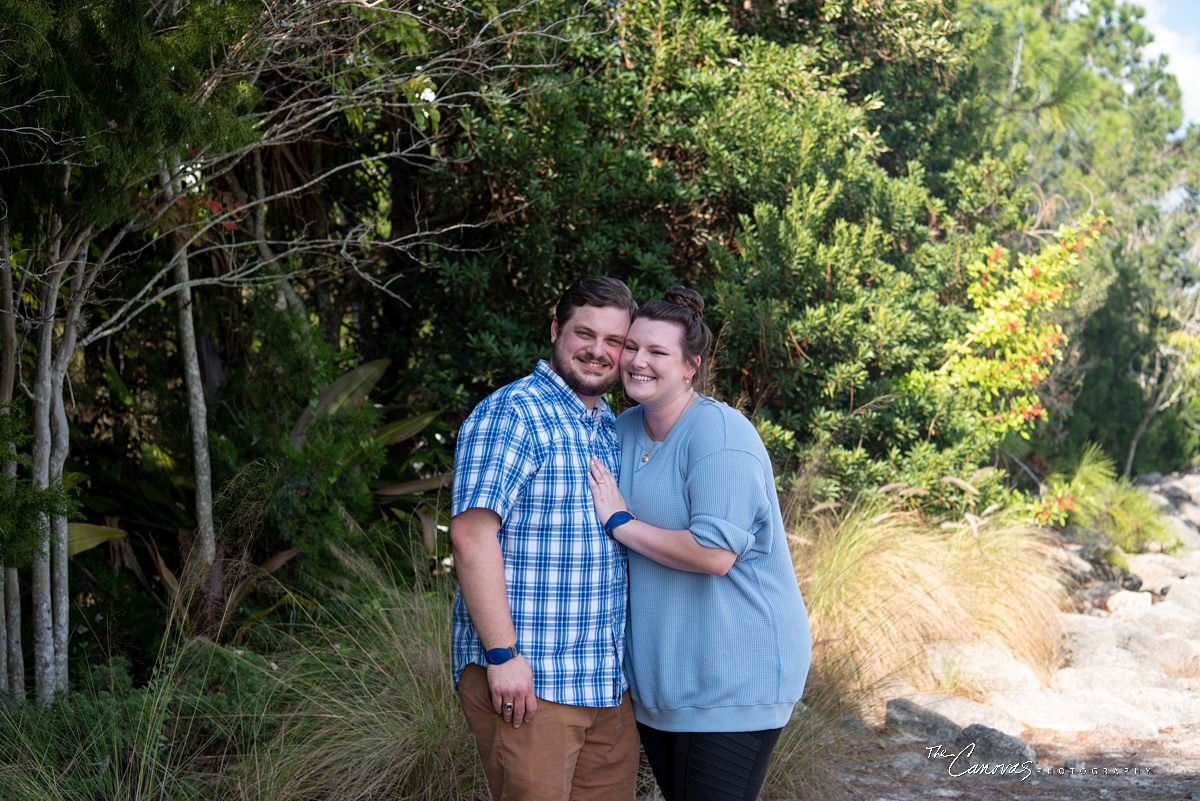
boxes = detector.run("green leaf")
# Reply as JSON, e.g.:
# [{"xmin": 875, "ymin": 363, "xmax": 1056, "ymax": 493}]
[
  {"xmin": 417, "ymin": 509, "xmax": 438, "ymax": 555},
  {"xmin": 63, "ymin": 471, "xmax": 90, "ymax": 489},
  {"xmin": 227, "ymin": 547, "xmax": 303, "ymax": 611},
  {"xmin": 373, "ymin": 410, "xmax": 439, "ymax": 447},
  {"xmin": 105, "ymin": 349, "xmax": 135, "ymax": 407},
  {"xmin": 290, "ymin": 359, "xmax": 390, "ymax": 447},
  {"xmin": 67, "ymin": 523, "xmax": 125, "ymax": 557},
  {"xmin": 218, "ymin": 547, "xmax": 303, "ymax": 641},
  {"xmin": 373, "ymin": 473, "xmax": 451, "ymax": 497}
]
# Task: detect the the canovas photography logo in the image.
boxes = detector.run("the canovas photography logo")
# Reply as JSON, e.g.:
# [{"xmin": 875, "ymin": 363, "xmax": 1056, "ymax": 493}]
[
  {"xmin": 924, "ymin": 744, "xmax": 1156, "ymax": 782},
  {"xmin": 926, "ymin": 743, "xmax": 1035, "ymax": 781}
]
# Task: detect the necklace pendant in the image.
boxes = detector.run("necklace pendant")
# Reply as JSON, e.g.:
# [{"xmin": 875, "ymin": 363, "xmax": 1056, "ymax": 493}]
[{"xmin": 641, "ymin": 453, "xmax": 649, "ymax": 463}]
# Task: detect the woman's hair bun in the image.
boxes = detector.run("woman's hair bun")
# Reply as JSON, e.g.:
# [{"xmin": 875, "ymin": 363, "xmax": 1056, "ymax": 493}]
[{"xmin": 662, "ymin": 286, "xmax": 704, "ymax": 319}]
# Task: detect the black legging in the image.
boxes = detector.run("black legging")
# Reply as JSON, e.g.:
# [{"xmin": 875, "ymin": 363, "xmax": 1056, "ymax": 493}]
[{"xmin": 637, "ymin": 722, "xmax": 784, "ymax": 801}]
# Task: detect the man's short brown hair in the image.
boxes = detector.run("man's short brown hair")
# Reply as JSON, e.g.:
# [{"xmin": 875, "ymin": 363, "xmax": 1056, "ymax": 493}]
[{"xmin": 554, "ymin": 277, "xmax": 637, "ymax": 328}]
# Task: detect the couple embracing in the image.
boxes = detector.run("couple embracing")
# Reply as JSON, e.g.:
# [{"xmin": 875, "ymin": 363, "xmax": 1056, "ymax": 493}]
[{"xmin": 450, "ymin": 277, "xmax": 812, "ymax": 801}]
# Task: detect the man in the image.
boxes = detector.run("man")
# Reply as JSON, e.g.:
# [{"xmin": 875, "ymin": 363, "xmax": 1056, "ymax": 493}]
[{"xmin": 450, "ymin": 276, "xmax": 640, "ymax": 800}]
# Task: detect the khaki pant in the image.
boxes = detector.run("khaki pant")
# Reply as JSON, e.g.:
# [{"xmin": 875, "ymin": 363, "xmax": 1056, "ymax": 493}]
[{"xmin": 458, "ymin": 664, "xmax": 640, "ymax": 800}]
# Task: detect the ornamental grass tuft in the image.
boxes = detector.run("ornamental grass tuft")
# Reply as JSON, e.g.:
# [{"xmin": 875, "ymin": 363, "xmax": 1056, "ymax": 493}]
[{"xmin": 789, "ymin": 497, "xmax": 1063, "ymax": 714}]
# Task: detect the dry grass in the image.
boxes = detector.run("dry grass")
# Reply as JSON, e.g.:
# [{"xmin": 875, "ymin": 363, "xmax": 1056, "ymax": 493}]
[
  {"xmin": 790, "ymin": 498, "xmax": 1064, "ymax": 709},
  {"xmin": 764, "ymin": 496, "xmax": 1066, "ymax": 798}
]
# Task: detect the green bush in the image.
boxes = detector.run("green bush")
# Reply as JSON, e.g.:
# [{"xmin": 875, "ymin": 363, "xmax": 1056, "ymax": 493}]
[{"xmin": 1037, "ymin": 444, "xmax": 1180, "ymax": 562}]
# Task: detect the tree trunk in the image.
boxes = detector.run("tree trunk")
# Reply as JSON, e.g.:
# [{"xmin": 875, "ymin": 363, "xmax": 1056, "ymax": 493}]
[
  {"xmin": 30, "ymin": 212, "xmax": 69, "ymax": 707},
  {"xmin": 251, "ymin": 150, "xmax": 313, "ymax": 352},
  {"xmin": 1124, "ymin": 406, "xmax": 1154, "ymax": 480},
  {"xmin": 1124, "ymin": 356, "xmax": 1179, "ymax": 480},
  {"xmin": 30, "ymin": 321, "xmax": 55, "ymax": 705},
  {"xmin": 1, "ymin": 217, "xmax": 13, "ymax": 699},
  {"xmin": 49, "ymin": 382, "xmax": 70, "ymax": 696},
  {"xmin": 3, "ymin": 570, "xmax": 19, "ymax": 701},
  {"xmin": 0, "ymin": 573, "xmax": 6, "ymax": 698},
  {"xmin": 46, "ymin": 257, "xmax": 88, "ymax": 697},
  {"xmin": 173, "ymin": 235, "xmax": 216, "ymax": 566}
]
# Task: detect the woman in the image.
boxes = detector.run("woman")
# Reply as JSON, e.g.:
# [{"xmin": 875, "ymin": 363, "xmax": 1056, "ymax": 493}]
[{"xmin": 588, "ymin": 286, "xmax": 812, "ymax": 801}]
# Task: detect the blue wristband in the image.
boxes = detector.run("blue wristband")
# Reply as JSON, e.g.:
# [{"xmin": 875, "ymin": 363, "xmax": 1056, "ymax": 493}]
[
  {"xmin": 484, "ymin": 646, "xmax": 519, "ymax": 665},
  {"xmin": 604, "ymin": 511, "xmax": 637, "ymax": 536}
]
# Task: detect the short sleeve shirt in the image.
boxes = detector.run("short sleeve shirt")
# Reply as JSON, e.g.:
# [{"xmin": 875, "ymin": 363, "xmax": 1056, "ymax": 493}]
[{"xmin": 451, "ymin": 360, "xmax": 628, "ymax": 707}]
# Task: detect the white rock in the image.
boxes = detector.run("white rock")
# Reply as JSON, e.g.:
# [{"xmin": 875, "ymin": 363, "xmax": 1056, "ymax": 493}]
[
  {"xmin": 1152, "ymin": 636, "xmax": 1200, "ymax": 678},
  {"xmin": 1054, "ymin": 666, "xmax": 1182, "ymax": 694},
  {"xmin": 1058, "ymin": 613, "xmax": 1161, "ymax": 673},
  {"xmin": 1179, "ymin": 474, "xmax": 1200, "ymax": 496},
  {"xmin": 926, "ymin": 642, "xmax": 1041, "ymax": 691},
  {"xmin": 1142, "ymin": 490, "xmax": 1172, "ymax": 510},
  {"xmin": 1163, "ymin": 580, "xmax": 1200, "ymax": 616},
  {"xmin": 1159, "ymin": 481, "xmax": 1195, "ymax": 504},
  {"xmin": 1162, "ymin": 515, "xmax": 1200, "ymax": 550},
  {"xmin": 986, "ymin": 689, "xmax": 1159, "ymax": 738},
  {"xmin": 1112, "ymin": 600, "xmax": 1200, "ymax": 640},
  {"xmin": 915, "ymin": 694, "xmax": 1027, "ymax": 738},
  {"xmin": 1106, "ymin": 589, "xmax": 1153, "ymax": 614},
  {"xmin": 1125, "ymin": 552, "xmax": 1188, "ymax": 593},
  {"xmin": 1177, "ymin": 502, "xmax": 1200, "ymax": 529},
  {"xmin": 1123, "ymin": 686, "xmax": 1200, "ymax": 728}
]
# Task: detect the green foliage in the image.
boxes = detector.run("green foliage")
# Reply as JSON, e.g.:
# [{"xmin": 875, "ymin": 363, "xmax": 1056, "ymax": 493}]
[
  {"xmin": 202, "ymin": 300, "xmax": 380, "ymax": 552},
  {"xmin": 0, "ymin": 401, "xmax": 77, "ymax": 567},
  {"xmin": 904, "ymin": 217, "xmax": 1108, "ymax": 440},
  {"xmin": 1032, "ymin": 444, "xmax": 1179, "ymax": 559},
  {"xmin": 965, "ymin": 0, "xmax": 1200, "ymax": 473},
  {"xmin": 0, "ymin": 0, "xmax": 255, "ymax": 231},
  {"xmin": 0, "ymin": 548, "xmax": 482, "ymax": 801}
]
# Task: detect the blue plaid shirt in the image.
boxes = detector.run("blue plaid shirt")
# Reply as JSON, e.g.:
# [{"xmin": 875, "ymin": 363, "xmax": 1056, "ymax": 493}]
[{"xmin": 451, "ymin": 360, "xmax": 629, "ymax": 707}]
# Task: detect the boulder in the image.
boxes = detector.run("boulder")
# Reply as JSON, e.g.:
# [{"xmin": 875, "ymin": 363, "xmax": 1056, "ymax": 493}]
[
  {"xmin": 951, "ymin": 724, "xmax": 1037, "ymax": 777},
  {"xmin": 1124, "ymin": 553, "xmax": 1188, "ymax": 594},
  {"xmin": 1116, "ymin": 597, "xmax": 1200, "ymax": 640},
  {"xmin": 1122, "ymin": 686, "xmax": 1200, "ymax": 728},
  {"xmin": 1105, "ymin": 589, "xmax": 1153, "ymax": 614},
  {"xmin": 1161, "ymin": 515, "xmax": 1200, "ymax": 550},
  {"xmin": 1143, "ymin": 490, "xmax": 1172, "ymax": 510},
  {"xmin": 1137, "ymin": 472, "xmax": 1164, "ymax": 485},
  {"xmin": 986, "ymin": 689, "xmax": 1159, "ymax": 738},
  {"xmin": 1058, "ymin": 612, "xmax": 1146, "ymax": 671},
  {"xmin": 1054, "ymin": 666, "xmax": 1182, "ymax": 694},
  {"xmin": 1160, "ymin": 580, "xmax": 1200, "ymax": 616},
  {"xmin": 1158, "ymin": 480, "xmax": 1195, "ymax": 504},
  {"xmin": 926, "ymin": 642, "xmax": 1041, "ymax": 691},
  {"xmin": 902, "ymin": 693, "xmax": 1025, "ymax": 738},
  {"xmin": 1175, "ymin": 501, "xmax": 1200, "ymax": 529},
  {"xmin": 885, "ymin": 697, "xmax": 961, "ymax": 743},
  {"xmin": 1179, "ymin": 474, "xmax": 1200, "ymax": 496},
  {"xmin": 1047, "ymin": 544, "xmax": 1097, "ymax": 583},
  {"xmin": 1072, "ymin": 580, "xmax": 1120, "ymax": 612}
]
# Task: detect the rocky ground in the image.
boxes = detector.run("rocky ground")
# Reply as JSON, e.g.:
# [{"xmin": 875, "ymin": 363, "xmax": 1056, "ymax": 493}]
[{"xmin": 833, "ymin": 472, "xmax": 1200, "ymax": 801}]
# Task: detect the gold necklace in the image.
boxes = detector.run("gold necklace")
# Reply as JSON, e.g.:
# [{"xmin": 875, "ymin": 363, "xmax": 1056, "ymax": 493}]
[{"xmin": 641, "ymin": 392, "xmax": 697, "ymax": 461}]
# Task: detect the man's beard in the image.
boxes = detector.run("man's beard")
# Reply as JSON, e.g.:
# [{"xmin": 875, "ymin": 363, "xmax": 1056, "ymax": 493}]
[{"xmin": 551, "ymin": 341, "xmax": 620, "ymax": 399}]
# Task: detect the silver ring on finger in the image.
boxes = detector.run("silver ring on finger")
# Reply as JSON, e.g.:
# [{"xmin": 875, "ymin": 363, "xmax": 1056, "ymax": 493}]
[{"xmin": 504, "ymin": 702, "xmax": 513, "ymax": 713}]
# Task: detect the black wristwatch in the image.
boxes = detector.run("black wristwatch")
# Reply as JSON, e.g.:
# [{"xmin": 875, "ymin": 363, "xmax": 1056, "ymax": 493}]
[{"xmin": 484, "ymin": 645, "xmax": 519, "ymax": 665}]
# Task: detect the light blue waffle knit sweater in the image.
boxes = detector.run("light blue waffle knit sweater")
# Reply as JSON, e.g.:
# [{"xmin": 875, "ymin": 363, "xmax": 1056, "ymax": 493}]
[{"xmin": 617, "ymin": 397, "xmax": 812, "ymax": 733}]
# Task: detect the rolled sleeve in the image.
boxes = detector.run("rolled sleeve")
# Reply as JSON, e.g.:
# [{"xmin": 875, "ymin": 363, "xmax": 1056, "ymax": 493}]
[
  {"xmin": 686, "ymin": 450, "xmax": 772, "ymax": 557},
  {"xmin": 451, "ymin": 402, "xmax": 536, "ymax": 521}
]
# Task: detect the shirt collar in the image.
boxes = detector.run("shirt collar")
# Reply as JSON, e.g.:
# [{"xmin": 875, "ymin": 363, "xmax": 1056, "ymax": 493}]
[{"xmin": 534, "ymin": 359, "xmax": 611, "ymax": 420}]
